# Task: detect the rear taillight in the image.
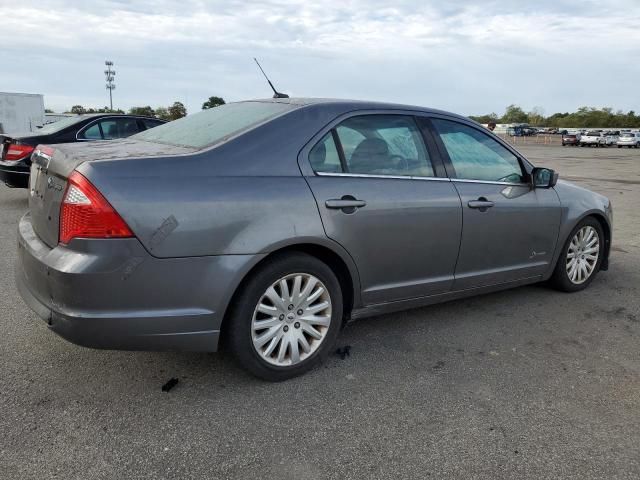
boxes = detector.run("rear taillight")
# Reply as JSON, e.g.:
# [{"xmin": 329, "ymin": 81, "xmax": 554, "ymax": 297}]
[
  {"xmin": 59, "ymin": 171, "xmax": 133, "ymax": 245},
  {"xmin": 5, "ymin": 143, "xmax": 35, "ymax": 161}
]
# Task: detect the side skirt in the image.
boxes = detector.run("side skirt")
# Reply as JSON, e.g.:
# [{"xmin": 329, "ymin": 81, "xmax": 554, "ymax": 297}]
[{"xmin": 349, "ymin": 275, "xmax": 543, "ymax": 321}]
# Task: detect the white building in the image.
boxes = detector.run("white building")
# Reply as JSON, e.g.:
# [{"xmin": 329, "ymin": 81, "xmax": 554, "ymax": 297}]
[{"xmin": 0, "ymin": 92, "xmax": 45, "ymax": 134}]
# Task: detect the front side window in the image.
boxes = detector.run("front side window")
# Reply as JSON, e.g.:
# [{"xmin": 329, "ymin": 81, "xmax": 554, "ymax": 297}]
[
  {"xmin": 309, "ymin": 115, "xmax": 433, "ymax": 177},
  {"xmin": 432, "ymin": 119, "xmax": 524, "ymax": 183}
]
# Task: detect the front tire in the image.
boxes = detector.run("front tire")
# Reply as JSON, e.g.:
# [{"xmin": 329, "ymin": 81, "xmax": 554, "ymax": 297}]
[
  {"xmin": 226, "ymin": 252, "xmax": 343, "ymax": 381},
  {"xmin": 549, "ymin": 217, "xmax": 604, "ymax": 292}
]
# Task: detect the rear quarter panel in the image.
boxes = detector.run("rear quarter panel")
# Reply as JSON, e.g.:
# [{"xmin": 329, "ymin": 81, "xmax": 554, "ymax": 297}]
[{"xmin": 75, "ymin": 106, "xmax": 348, "ymax": 258}]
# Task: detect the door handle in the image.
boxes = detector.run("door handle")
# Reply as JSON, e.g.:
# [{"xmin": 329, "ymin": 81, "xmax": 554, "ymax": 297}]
[
  {"xmin": 467, "ymin": 198, "xmax": 494, "ymax": 211},
  {"xmin": 326, "ymin": 199, "xmax": 367, "ymax": 209}
]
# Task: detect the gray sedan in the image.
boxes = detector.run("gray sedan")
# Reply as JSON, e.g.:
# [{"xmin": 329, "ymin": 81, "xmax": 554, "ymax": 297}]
[{"xmin": 16, "ymin": 99, "xmax": 612, "ymax": 381}]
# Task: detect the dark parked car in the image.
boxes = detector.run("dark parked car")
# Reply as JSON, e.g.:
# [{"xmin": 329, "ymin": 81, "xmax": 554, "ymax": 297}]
[
  {"xmin": 16, "ymin": 99, "xmax": 612, "ymax": 381},
  {"xmin": 562, "ymin": 134, "xmax": 580, "ymax": 146},
  {"xmin": 0, "ymin": 114, "xmax": 165, "ymax": 187}
]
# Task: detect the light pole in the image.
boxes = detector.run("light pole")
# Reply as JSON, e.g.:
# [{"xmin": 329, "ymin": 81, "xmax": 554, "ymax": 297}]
[{"xmin": 104, "ymin": 60, "xmax": 116, "ymax": 111}]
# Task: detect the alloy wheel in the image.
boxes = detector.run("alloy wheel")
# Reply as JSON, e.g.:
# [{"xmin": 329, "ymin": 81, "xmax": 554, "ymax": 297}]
[
  {"xmin": 251, "ymin": 273, "xmax": 332, "ymax": 366},
  {"xmin": 566, "ymin": 226, "xmax": 600, "ymax": 285}
]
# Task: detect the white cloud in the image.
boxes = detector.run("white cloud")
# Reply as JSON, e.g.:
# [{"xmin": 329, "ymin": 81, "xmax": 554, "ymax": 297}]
[{"xmin": 1, "ymin": 0, "xmax": 638, "ymax": 115}]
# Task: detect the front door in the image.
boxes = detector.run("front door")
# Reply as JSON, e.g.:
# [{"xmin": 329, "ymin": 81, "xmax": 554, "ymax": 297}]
[
  {"xmin": 429, "ymin": 118, "xmax": 562, "ymax": 290},
  {"xmin": 303, "ymin": 114, "xmax": 463, "ymax": 304}
]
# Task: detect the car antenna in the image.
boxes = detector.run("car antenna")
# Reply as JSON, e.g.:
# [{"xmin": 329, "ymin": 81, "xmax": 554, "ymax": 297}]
[{"xmin": 253, "ymin": 58, "xmax": 289, "ymax": 99}]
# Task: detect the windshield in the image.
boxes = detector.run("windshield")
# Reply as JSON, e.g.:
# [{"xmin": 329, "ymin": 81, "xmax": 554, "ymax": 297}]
[
  {"xmin": 620, "ymin": 133, "xmax": 634, "ymax": 138},
  {"xmin": 131, "ymin": 101, "xmax": 295, "ymax": 148},
  {"xmin": 37, "ymin": 116, "xmax": 85, "ymax": 134},
  {"xmin": 586, "ymin": 131, "xmax": 600, "ymax": 136}
]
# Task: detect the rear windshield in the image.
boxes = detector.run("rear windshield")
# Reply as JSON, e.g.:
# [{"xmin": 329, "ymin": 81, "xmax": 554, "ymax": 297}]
[
  {"xmin": 131, "ymin": 101, "xmax": 295, "ymax": 148},
  {"xmin": 586, "ymin": 131, "xmax": 600, "ymax": 136},
  {"xmin": 620, "ymin": 133, "xmax": 634, "ymax": 138},
  {"xmin": 37, "ymin": 115, "xmax": 85, "ymax": 134}
]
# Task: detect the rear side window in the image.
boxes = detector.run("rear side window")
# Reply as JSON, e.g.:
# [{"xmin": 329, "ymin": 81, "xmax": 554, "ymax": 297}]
[
  {"xmin": 131, "ymin": 102, "xmax": 294, "ymax": 148},
  {"xmin": 81, "ymin": 123, "xmax": 102, "ymax": 140},
  {"xmin": 100, "ymin": 120, "xmax": 119, "ymax": 139},
  {"xmin": 309, "ymin": 133, "xmax": 342, "ymax": 173},
  {"xmin": 432, "ymin": 118, "xmax": 524, "ymax": 183},
  {"xmin": 79, "ymin": 117, "xmax": 142, "ymax": 140},
  {"xmin": 309, "ymin": 115, "xmax": 434, "ymax": 177}
]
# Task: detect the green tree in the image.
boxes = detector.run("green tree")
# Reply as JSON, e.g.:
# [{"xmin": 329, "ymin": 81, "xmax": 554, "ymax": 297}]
[
  {"xmin": 500, "ymin": 104, "xmax": 528, "ymax": 124},
  {"xmin": 70, "ymin": 105, "xmax": 86, "ymax": 114},
  {"xmin": 167, "ymin": 101, "xmax": 187, "ymax": 120},
  {"xmin": 469, "ymin": 113, "xmax": 499, "ymax": 124},
  {"xmin": 202, "ymin": 96, "xmax": 226, "ymax": 110},
  {"xmin": 527, "ymin": 107, "xmax": 545, "ymax": 126},
  {"xmin": 155, "ymin": 107, "xmax": 171, "ymax": 121},
  {"xmin": 129, "ymin": 106, "xmax": 155, "ymax": 117},
  {"xmin": 44, "ymin": 108, "xmax": 54, "ymax": 113}
]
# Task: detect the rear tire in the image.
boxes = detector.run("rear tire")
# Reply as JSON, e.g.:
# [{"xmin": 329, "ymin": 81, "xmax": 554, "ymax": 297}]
[
  {"xmin": 549, "ymin": 217, "xmax": 604, "ymax": 292},
  {"xmin": 226, "ymin": 252, "xmax": 343, "ymax": 381}
]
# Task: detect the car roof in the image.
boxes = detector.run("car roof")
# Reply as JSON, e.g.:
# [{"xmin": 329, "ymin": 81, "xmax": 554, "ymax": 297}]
[
  {"xmin": 74, "ymin": 113, "xmax": 163, "ymax": 120},
  {"xmin": 245, "ymin": 97, "xmax": 472, "ymax": 122}
]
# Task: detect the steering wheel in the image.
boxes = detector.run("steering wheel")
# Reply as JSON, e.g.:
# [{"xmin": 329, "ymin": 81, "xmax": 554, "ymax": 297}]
[{"xmin": 389, "ymin": 154, "xmax": 409, "ymax": 171}]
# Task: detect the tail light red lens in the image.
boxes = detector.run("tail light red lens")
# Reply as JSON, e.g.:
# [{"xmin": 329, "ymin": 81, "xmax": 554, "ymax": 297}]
[
  {"xmin": 59, "ymin": 171, "xmax": 133, "ymax": 244},
  {"xmin": 5, "ymin": 143, "xmax": 35, "ymax": 161}
]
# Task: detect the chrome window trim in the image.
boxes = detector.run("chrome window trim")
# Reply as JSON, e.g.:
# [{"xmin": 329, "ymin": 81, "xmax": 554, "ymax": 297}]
[
  {"xmin": 452, "ymin": 178, "xmax": 529, "ymax": 187},
  {"xmin": 315, "ymin": 171, "xmax": 451, "ymax": 182}
]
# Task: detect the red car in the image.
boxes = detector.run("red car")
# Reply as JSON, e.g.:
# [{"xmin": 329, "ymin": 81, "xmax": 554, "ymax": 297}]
[{"xmin": 562, "ymin": 134, "xmax": 580, "ymax": 146}]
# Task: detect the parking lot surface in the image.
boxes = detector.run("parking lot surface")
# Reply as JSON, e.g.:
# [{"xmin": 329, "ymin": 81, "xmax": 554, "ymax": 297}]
[{"xmin": 1, "ymin": 144, "xmax": 639, "ymax": 479}]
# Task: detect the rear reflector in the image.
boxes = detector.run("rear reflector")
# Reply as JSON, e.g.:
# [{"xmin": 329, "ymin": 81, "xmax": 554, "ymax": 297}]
[
  {"xmin": 5, "ymin": 143, "xmax": 35, "ymax": 161},
  {"xmin": 59, "ymin": 171, "xmax": 133, "ymax": 244},
  {"xmin": 34, "ymin": 144, "xmax": 56, "ymax": 159}
]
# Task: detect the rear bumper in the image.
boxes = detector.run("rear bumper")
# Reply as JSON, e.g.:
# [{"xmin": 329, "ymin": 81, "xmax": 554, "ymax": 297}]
[
  {"xmin": 16, "ymin": 213, "xmax": 262, "ymax": 352},
  {"xmin": 0, "ymin": 161, "xmax": 29, "ymax": 188}
]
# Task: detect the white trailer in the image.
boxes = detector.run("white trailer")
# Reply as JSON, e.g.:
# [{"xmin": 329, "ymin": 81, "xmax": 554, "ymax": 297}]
[{"xmin": 0, "ymin": 92, "xmax": 45, "ymax": 134}]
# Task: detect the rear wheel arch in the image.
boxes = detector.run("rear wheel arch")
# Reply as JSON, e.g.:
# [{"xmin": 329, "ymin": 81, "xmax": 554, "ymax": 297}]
[{"xmin": 219, "ymin": 242, "xmax": 359, "ymax": 345}]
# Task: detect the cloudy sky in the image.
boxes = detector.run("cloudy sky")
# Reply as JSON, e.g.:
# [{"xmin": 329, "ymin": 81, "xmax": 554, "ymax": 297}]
[{"xmin": 1, "ymin": 0, "xmax": 638, "ymax": 116}]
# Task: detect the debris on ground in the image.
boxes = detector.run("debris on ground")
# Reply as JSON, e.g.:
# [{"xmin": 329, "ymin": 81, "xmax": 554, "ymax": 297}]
[
  {"xmin": 335, "ymin": 346, "xmax": 351, "ymax": 359},
  {"xmin": 161, "ymin": 378, "xmax": 179, "ymax": 392}
]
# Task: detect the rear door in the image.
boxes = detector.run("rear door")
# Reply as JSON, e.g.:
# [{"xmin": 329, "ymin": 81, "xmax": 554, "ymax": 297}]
[
  {"xmin": 301, "ymin": 113, "xmax": 462, "ymax": 305},
  {"xmin": 428, "ymin": 117, "xmax": 562, "ymax": 290}
]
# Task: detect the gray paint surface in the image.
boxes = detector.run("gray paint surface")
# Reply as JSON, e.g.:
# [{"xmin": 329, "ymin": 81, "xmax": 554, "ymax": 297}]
[
  {"xmin": 3, "ymin": 143, "xmax": 638, "ymax": 479},
  {"xmin": 16, "ymin": 99, "xmax": 612, "ymax": 352}
]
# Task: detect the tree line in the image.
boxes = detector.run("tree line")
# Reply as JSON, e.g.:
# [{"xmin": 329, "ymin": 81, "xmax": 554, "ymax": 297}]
[
  {"xmin": 52, "ymin": 96, "xmax": 227, "ymax": 121},
  {"xmin": 470, "ymin": 105, "xmax": 640, "ymax": 128}
]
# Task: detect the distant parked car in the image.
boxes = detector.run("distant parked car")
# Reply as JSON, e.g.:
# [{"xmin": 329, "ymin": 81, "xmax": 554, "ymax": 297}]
[
  {"xmin": 616, "ymin": 132, "xmax": 640, "ymax": 148},
  {"xmin": 562, "ymin": 134, "xmax": 581, "ymax": 146},
  {"xmin": 602, "ymin": 131, "xmax": 618, "ymax": 147},
  {"xmin": 580, "ymin": 131, "xmax": 604, "ymax": 147},
  {"xmin": 0, "ymin": 114, "xmax": 166, "ymax": 188}
]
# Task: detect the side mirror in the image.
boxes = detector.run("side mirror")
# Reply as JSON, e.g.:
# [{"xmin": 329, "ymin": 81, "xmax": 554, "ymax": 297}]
[{"xmin": 532, "ymin": 167, "xmax": 559, "ymax": 188}]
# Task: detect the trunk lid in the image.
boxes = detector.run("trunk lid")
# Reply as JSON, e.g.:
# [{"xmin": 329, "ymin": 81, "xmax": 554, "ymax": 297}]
[{"xmin": 28, "ymin": 139, "xmax": 196, "ymax": 248}]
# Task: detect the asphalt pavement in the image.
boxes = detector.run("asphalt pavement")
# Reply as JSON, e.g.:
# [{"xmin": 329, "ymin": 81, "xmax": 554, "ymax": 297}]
[{"xmin": 1, "ymin": 144, "xmax": 639, "ymax": 479}]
